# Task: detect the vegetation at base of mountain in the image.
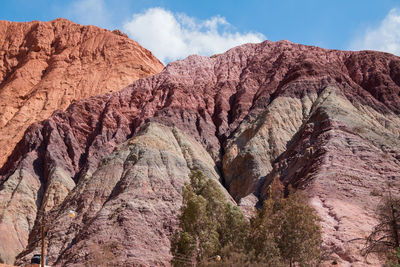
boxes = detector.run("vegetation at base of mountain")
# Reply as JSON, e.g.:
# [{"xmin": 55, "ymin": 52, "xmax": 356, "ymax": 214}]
[
  {"xmin": 170, "ymin": 170, "xmax": 248, "ymax": 266},
  {"xmin": 385, "ymin": 247, "xmax": 400, "ymax": 267},
  {"xmin": 171, "ymin": 170, "xmax": 323, "ymax": 267},
  {"xmin": 362, "ymin": 190, "xmax": 400, "ymax": 266}
]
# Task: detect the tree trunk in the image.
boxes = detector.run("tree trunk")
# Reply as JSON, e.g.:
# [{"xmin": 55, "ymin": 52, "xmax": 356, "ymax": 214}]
[
  {"xmin": 41, "ymin": 223, "xmax": 45, "ymax": 267},
  {"xmin": 390, "ymin": 201, "xmax": 399, "ymax": 248}
]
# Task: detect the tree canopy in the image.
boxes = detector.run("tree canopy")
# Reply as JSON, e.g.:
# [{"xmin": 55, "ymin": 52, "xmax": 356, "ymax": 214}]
[{"xmin": 171, "ymin": 171, "xmax": 323, "ymax": 267}]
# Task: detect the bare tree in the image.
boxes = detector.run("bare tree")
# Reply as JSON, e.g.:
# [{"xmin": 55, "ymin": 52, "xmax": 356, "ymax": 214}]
[{"xmin": 363, "ymin": 191, "xmax": 400, "ymax": 264}]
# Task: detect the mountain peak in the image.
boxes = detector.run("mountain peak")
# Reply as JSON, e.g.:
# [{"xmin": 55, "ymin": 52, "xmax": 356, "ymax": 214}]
[
  {"xmin": 0, "ymin": 18, "xmax": 164, "ymax": 171},
  {"xmin": 1, "ymin": 39, "xmax": 399, "ymax": 266}
]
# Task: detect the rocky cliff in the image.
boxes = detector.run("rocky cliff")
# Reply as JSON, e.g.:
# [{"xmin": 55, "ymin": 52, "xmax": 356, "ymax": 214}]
[
  {"xmin": 1, "ymin": 40, "xmax": 400, "ymax": 266},
  {"xmin": 0, "ymin": 18, "xmax": 164, "ymax": 170}
]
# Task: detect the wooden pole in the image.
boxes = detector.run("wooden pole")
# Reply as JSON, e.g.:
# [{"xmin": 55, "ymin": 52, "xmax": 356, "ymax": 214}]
[{"xmin": 41, "ymin": 218, "xmax": 45, "ymax": 267}]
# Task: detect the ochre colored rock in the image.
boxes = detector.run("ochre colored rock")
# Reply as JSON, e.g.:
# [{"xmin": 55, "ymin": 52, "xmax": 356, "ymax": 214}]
[
  {"xmin": 1, "ymin": 40, "xmax": 400, "ymax": 266},
  {"xmin": 0, "ymin": 18, "xmax": 163, "ymax": 169}
]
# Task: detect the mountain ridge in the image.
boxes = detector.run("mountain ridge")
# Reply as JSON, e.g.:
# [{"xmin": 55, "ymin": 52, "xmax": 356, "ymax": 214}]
[
  {"xmin": 0, "ymin": 18, "xmax": 164, "ymax": 170},
  {"xmin": 1, "ymin": 39, "xmax": 400, "ymax": 266}
]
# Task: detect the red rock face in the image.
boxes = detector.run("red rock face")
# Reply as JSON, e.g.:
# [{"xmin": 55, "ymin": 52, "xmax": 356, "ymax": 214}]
[
  {"xmin": 1, "ymin": 40, "xmax": 400, "ymax": 266},
  {"xmin": 0, "ymin": 18, "xmax": 164, "ymax": 169}
]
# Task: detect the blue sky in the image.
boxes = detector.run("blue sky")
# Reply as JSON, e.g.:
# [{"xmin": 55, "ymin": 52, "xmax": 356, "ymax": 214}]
[{"xmin": 1, "ymin": 0, "xmax": 400, "ymax": 63}]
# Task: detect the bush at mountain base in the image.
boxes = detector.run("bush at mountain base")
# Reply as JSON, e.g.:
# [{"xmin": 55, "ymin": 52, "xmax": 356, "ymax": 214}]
[{"xmin": 171, "ymin": 171, "xmax": 323, "ymax": 267}]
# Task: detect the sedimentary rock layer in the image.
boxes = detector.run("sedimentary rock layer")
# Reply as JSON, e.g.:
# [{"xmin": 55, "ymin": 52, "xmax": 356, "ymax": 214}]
[
  {"xmin": 1, "ymin": 40, "xmax": 400, "ymax": 266},
  {"xmin": 0, "ymin": 18, "xmax": 163, "ymax": 168}
]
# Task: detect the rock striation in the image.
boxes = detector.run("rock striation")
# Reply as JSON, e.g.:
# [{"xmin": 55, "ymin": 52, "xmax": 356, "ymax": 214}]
[
  {"xmin": 0, "ymin": 18, "xmax": 164, "ymax": 169},
  {"xmin": 1, "ymin": 39, "xmax": 400, "ymax": 266}
]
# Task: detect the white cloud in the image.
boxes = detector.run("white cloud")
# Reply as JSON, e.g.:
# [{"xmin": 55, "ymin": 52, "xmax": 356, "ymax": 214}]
[
  {"xmin": 64, "ymin": 0, "xmax": 113, "ymax": 29},
  {"xmin": 350, "ymin": 8, "xmax": 400, "ymax": 55},
  {"xmin": 123, "ymin": 8, "xmax": 266, "ymax": 63}
]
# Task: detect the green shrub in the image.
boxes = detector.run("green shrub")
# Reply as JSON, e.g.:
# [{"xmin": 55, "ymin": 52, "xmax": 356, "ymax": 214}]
[
  {"xmin": 385, "ymin": 247, "xmax": 400, "ymax": 267},
  {"xmin": 171, "ymin": 171, "xmax": 323, "ymax": 267},
  {"xmin": 171, "ymin": 171, "xmax": 248, "ymax": 266},
  {"xmin": 251, "ymin": 178, "xmax": 322, "ymax": 267}
]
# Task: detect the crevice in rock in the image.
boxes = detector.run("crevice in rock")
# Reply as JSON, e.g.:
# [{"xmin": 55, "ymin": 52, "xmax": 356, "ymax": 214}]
[{"xmin": 73, "ymin": 102, "xmax": 109, "ymax": 182}]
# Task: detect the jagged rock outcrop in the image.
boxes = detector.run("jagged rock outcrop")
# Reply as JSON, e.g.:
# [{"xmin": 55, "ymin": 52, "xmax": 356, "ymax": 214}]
[
  {"xmin": 1, "ymin": 40, "xmax": 400, "ymax": 266},
  {"xmin": 0, "ymin": 18, "xmax": 164, "ymax": 168}
]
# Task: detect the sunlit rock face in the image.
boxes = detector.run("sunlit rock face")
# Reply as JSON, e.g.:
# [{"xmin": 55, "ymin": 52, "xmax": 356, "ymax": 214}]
[
  {"xmin": 0, "ymin": 18, "xmax": 163, "ymax": 169},
  {"xmin": 0, "ymin": 18, "xmax": 165, "ymax": 265},
  {"xmin": 2, "ymin": 39, "xmax": 400, "ymax": 266}
]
